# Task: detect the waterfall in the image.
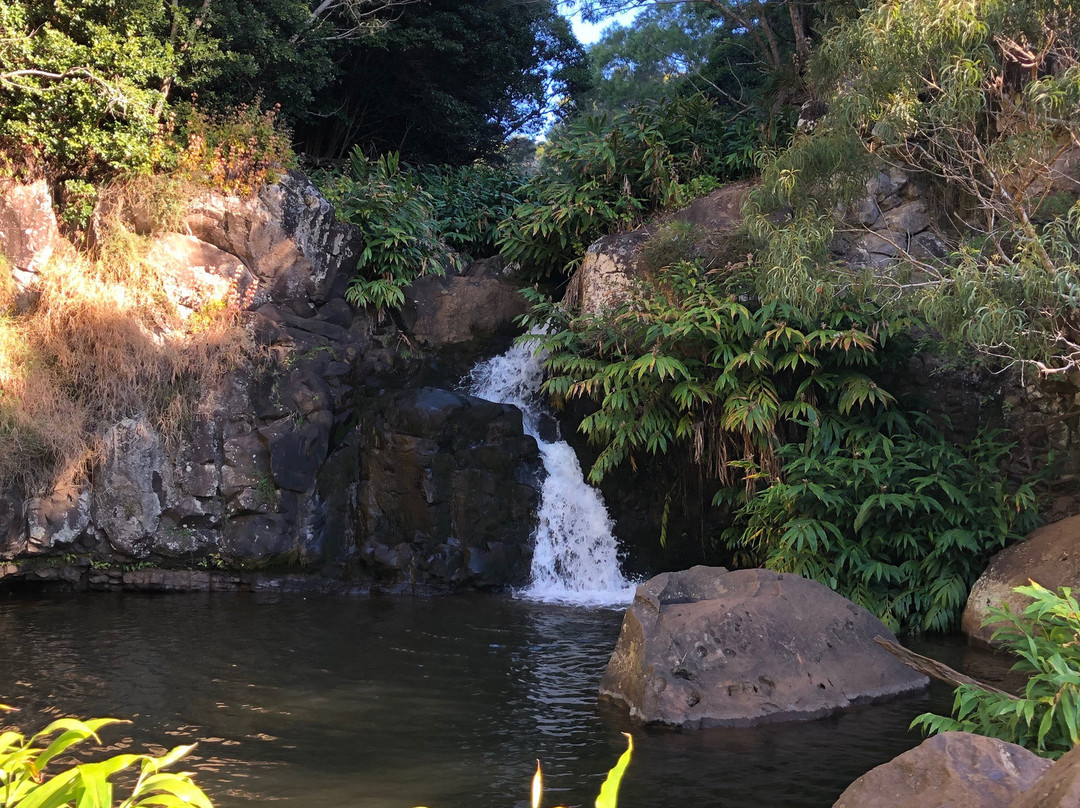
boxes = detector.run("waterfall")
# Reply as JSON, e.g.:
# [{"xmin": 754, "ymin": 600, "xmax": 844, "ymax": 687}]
[{"xmin": 467, "ymin": 337, "xmax": 637, "ymax": 607}]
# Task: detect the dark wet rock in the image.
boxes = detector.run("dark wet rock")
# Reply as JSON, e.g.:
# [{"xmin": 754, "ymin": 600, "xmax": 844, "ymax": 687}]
[
  {"xmin": 260, "ymin": 413, "xmax": 332, "ymax": 493},
  {"xmin": 832, "ymin": 731, "xmax": 1051, "ymax": 808},
  {"xmin": 963, "ymin": 515, "xmax": 1080, "ymax": 647},
  {"xmin": 355, "ymin": 387, "xmax": 540, "ymax": 589},
  {"xmin": 599, "ymin": 566, "xmax": 927, "ymax": 728},
  {"xmin": 220, "ymin": 513, "xmax": 295, "ymax": 559},
  {"xmin": 0, "ymin": 490, "xmax": 25, "ymax": 557}
]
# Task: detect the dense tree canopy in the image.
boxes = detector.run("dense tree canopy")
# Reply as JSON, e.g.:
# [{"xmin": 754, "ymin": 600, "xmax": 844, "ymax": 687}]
[
  {"xmin": 584, "ymin": 5, "xmax": 723, "ymax": 110},
  {"xmin": 295, "ymin": 0, "xmax": 590, "ymax": 164},
  {"xmin": 0, "ymin": 0, "xmax": 589, "ymax": 176}
]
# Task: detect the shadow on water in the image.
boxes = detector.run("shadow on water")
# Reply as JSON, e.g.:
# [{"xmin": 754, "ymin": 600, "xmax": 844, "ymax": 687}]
[{"xmin": 0, "ymin": 591, "xmax": 1014, "ymax": 808}]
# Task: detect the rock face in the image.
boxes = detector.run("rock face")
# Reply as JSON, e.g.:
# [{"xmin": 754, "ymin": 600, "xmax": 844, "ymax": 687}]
[
  {"xmin": 145, "ymin": 233, "xmax": 259, "ymax": 313},
  {"xmin": 832, "ymin": 732, "xmax": 1051, "ymax": 808},
  {"xmin": 832, "ymin": 168, "xmax": 947, "ymax": 269},
  {"xmin": 184, "ymin": 170, "xmax": 361, "ymax": 313},
  {"xmin": 355, "ymin": 388, "xmax": 541, "ymax": 589},
  {"xmin": 599, "ymin": 566, "xmax": 927, "ymax": 727},
  {"xmin": 0, "ymin": 173, "xmax": 545, "ymax": 593},
  {"xmin": 963, "ymin": 515, "xmax": 1080, "ymax": 647},
  {"xmin": 1009, "ymin": 743, "xmax": 1080, "ymax": 808},
  {"xmin": 572, "ymin": 182, "xmax": 755, "ymax": 316},
  {"xmin": 574, "ymin": 228, "xmax": 654, "ymax": 316},
  {"xmin": 400, "ymin": 257, "xmax": 526, "ymax": 351},
  {"xmin": 0, "ymin": 179, "xmax": 59, "ymax": 290}
]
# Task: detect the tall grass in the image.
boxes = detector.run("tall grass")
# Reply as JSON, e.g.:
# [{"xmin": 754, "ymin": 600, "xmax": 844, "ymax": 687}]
[{"xmin": 0, "ymin": 211, "xmax": 255, "ymax": 496}]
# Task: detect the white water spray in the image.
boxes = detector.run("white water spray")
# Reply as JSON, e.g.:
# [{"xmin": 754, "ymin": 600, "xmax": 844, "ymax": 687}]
[{"xmin": 468, "ymin": 337, "xmax": 637, "ymax": 607}]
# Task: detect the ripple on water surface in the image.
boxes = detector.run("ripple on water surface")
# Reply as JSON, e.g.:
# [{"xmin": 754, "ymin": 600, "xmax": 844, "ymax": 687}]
[{"xmin": 0, "ymin": 591, "xmax": 1013, "ymax": 808}]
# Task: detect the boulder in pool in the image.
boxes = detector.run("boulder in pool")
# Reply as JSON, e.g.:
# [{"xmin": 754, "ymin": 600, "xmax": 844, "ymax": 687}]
[
  {"xmin": 832, "ymin": 731, "xmax": 1051, "ymax": 808},
  {"xmin": 598, "ymin": 566, "xmax": 928, "ymax": 728},
  {"xmin": 1008, "ymin": 742, "xmax": 1080, "ymax": 808}
]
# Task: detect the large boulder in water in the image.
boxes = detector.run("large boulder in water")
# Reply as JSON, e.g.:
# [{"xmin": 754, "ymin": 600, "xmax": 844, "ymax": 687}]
[
  {"xmin": 832, "ymin": 731, "xmax": 1051, "ymax": 808},
  {"xmin": 963, "ymin": 515, "xmax": 1080, "ymax": 647},
  {"xmin": 598, "ymin": 566, "xmax": 927, "ymax": 728}
]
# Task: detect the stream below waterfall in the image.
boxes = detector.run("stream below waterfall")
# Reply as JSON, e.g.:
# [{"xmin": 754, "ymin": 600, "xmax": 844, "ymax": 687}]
[{"xmin": 0, "ymin": 591, "xmax": 1014, "ymax": 808}]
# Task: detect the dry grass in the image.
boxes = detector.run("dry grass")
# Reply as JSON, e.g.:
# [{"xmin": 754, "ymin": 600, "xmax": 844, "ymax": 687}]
[{"xmin": 0, "ymin": 213, "xmax": 256, "ymax": 495}]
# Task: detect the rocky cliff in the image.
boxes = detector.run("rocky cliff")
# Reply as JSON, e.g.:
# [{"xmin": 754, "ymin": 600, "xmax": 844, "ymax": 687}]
[{"xmin": 0, "ymin": 172, "xmax": 535, "ymax": 593}]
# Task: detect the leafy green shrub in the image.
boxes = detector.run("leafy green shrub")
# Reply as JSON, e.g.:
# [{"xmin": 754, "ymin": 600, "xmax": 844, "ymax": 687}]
[
  {"xmin": 58, "ymin": 180, "xmax": 98, "ymax": 234},
  {"xmin": 913, "ymin": 582, "xmax": 1080, "ymax": 758},
  {"xmin": 728, "ymin": 412, "xmax": 1039, "ymax": 633},
  {"xmin": 414, "ymin": 163, "xmax": 524, "ymax": 259},
  {"xmin": 638, "ymin": 221, "xmax": 706, "ymax": 277},
  {"xmin": 319, "ymin": 150, "xmax": 459, "ymax": 313},
  {"xmin": 0, "ymin": 707, "xmax": 213, "ymax": 807},
  {"xmin": 498, "ymin": 95, "xmax": 756, "ymax": 280},
  {"xmin": 742, "ymin": 0, "xmax": 1080, "ymax": 375},
  {"xmin": 0, "ymin": 2, "xmax": 170, "ymax": 179},
  {"xmin": 523, "ymin": 260, "xmax": 900, "ymax": 486}
]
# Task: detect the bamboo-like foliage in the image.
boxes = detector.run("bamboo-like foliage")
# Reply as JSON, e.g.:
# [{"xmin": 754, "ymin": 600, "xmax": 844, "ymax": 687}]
[
  {"xmin": 524, "ymin": 256, "xmax": 1037, "ymax": 631},
  {"xmin": 320, "ymin": 150, "xmax": 460, "ymax": 313},
  {"xmin": 728, "ymin": 411, "xmax": 1038, "ymax": 632},
  {"xmin": 913, "ymin": 582, "xmax": 1080, "ymax": 757},
  {"xmin": 523, "ymin": 261, "xmax": 899, "ymax": 488},
  {"xmin": 498, "ymin": 95, "xmax": 759, "ymax": 280}
]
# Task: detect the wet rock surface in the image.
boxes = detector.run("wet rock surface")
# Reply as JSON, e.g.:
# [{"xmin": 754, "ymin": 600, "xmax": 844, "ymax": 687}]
[
  {"xmin": 400, "ymin": 256, "xmax": 526, "ymax": 352},
  {"xmin": 0, "ymin": 172, "xmax": 546, "ymax": 593},
  {"xmin": 355, "ymin": 387, "xmax": 541, "ymax": 589},
  {"xmin": 599, "ymin": 566, "xmax": 927, "ymax": 728}
]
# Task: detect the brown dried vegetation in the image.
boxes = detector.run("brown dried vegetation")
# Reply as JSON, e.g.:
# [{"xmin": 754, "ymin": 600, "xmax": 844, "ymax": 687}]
[{"xmin": 0, "ymin": 209, "xmax": 255, "ymax": 495}]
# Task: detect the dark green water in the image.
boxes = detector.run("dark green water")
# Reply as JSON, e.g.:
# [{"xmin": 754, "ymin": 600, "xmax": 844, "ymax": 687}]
[{"xmin": 0, "ymin": 591, "xmax": 1013, "ymax": 808}]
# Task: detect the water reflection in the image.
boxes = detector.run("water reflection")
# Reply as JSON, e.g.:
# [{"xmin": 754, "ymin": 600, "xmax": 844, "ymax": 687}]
[{"xmin": 0, "ymin": 592, "xmax": 1013, "ymax": 808}]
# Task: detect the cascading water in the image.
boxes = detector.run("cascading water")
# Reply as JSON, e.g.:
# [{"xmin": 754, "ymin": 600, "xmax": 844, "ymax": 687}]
[{"xmin": 467, "ymin": 337, "xmax": 637, "ymax": 607}]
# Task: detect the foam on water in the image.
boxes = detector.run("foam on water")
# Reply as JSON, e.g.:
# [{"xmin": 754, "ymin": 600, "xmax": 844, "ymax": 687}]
[{"xmin": 467, "ymin": 336, "xmax": 637, "ymax": 608}]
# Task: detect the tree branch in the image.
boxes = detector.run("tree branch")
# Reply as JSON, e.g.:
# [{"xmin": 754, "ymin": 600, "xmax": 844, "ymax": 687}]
[{"xmin": 0, "ymin": 68, "xmax": 129, "ymax": 110}]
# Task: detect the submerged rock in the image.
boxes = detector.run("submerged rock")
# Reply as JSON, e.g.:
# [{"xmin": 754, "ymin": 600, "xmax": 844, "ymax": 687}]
[
  {"xmin": 832, "ymin": 731, "xmax": 1051, "ymax": 808},
  {"xmin": 599, "ymin": 566, "xmax": 927, "ymax": 728}
]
